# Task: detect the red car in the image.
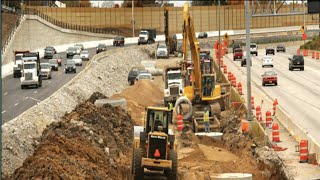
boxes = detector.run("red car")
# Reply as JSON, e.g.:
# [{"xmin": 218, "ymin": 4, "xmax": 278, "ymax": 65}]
[
  {"xmin": 262, "ymin": 71, "xmax": 277, "ymax": 86},
  {"xmin": 233, "ymin": 48, "xmax": 243, "ymax": 61},
  {"xmin": 52, "ymin": 54, "xmax": 62, "ymax": 66}
]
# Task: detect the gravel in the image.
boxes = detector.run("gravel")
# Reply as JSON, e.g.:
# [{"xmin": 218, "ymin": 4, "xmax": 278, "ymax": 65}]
[{"xmin": 1, "ymin": 45, "xmax": 154, "ymax": 177}]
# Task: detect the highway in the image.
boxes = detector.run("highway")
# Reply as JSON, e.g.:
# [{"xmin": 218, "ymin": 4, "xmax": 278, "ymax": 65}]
[
  {"xmin": 223, "ymin": 45, "xmax": 320, "ymax": 144},
  {"xmin": 2, "ymin": 46, "xmax": 118, "ymax": 124}
]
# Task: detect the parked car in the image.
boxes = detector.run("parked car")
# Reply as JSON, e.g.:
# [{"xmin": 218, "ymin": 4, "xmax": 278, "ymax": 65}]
[
  {"xmin": 44, "ymin": 46, "xmax": 56, "ymax": 59},
  {"xmin": 262, "ymin": 55, "xmax": 273, "ymax": 67},
  {"xmin": 74, "ymin": 43, "xmax": 84, "ymax": 51},
  {"xmin": 65, "ymin": 60, "xmax": 76, "ymax": 74},
  {"xmin": 241, "ymin": 56, "xmax": 252, "ymax": 67},
  {"xmin": 52, "ymin": 54, "xmax": 62, "ymax": 66},
  {"xmin": 96, "ymin": 43, "xmax": 107, "ymax": 54},
  {"xmin": 250, "ymin": 43, "xmax": 258, "ymax": 56},
  {"xmin": 262, "ymin": 71, "xmax": 277, "ymax": 86},
  {"xmin": 156, "ymin": 43, "xmax": 169, "ymax": 59},
  {"xmin": 233, "ymin": 48, "xmax": 243, "ymax": 61},
  {"xmin": 276, "ymin": 45, "xmax": 286, "ymax": 52},
  {"xmin": 113, "ymin": 36, "xmax": 125, "ymax": 46},
  {"xmin": 233, "ymin": 43, "xmax": 241, "ymax": 53},
  {"xmin": 289, "ymin": 55, "xmax": 304, "ymax": 71},
  {"xmin": 66, "ymin": 47, "xmax": 77, "ymax": 58},
  {"xmin": 135, "ymin": 73, "xmax": 153, "ymax": 82},
  {"xmin": 40, "ymin": 63, "xmax": 52, "ymax": 79},
  {"xmin": 198, "ymin": 32, "xmax": 208, "ymax": 39},
  {"xmin": 80, "ymin": 50, "xmax": 89, "ymax": 61},
  {"xmin": 49, "ymin": 59, "xmax": 59, "ymax": 71},
  {"xmin": 266, "ymin": 47, "xmax": 275, "ymax": 55},
  {"xmin": 128, "ymin": 67, "xmax": 146, "ymax": 85},
  {"xmin": 72, "ymin": 55, "xmax": 83, "ymax": 66}
]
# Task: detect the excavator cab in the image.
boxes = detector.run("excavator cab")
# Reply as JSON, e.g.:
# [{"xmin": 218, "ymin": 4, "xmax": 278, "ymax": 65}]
[{"xmin": 202, "ymin": 75, "xmax": 215, "ymax": 97}]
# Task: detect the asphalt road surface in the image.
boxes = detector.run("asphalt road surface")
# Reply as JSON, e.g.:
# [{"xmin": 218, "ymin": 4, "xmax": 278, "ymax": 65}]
[
  {"xmin": 2, "ymin": 46, "xmax": 122, "ymax": 124},
  {"xmin": 224, "ymin": 46, "xmax": 320, "ymax": 144}
]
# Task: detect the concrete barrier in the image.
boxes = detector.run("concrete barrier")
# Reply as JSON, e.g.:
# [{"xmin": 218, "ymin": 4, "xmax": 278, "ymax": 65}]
[{"xmin": 276, "ymin": 105, "xmax": 320, "ymax": 164}]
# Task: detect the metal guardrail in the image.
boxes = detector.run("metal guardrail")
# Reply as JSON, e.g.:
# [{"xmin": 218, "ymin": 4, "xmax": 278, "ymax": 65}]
[{"xmin": 24, "ymin": 8, "xmax": 120, "ymax": 36}]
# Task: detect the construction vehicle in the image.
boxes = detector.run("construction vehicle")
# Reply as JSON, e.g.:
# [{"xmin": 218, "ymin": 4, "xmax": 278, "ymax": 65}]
[
  {"xmin": 13, "ymin": 50, "xmax": 30, "ymax": 78},
  {"xmin": 138, "ymin": 29, "xmax": 156, "ymax": 45},
  {"xmin": 163, "ymin": 66, "xmax": 183, "ymax": 107},
  {"xmin": 175, "ymin": 3, "xmax": 230, "ymax": 133},
  {"xmin": 131, "ymin": 107, "xmax": 177, "ymax": 180},
  {"xmin": 164, "ymin": 5, "xmax": 177, "ymax": 55},
  {"xmin": 20, "ymin": 52, "xmax": 42, "ymax": 89}
]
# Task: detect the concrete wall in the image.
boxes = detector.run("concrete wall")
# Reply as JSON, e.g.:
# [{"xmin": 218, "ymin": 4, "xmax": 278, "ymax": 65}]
[{"xmin": 27, "ymin": 5, "xmax": 319, "ymax": 34}]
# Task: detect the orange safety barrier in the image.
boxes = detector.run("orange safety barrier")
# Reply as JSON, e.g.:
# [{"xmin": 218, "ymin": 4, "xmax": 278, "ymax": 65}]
[
  {"xmin": 316, "ymin": 52, "xmax": 319, "ymax": 60},
  {"xmin": 223, "ymin": 65, "xmax": 227, "ymax": 74},
  {"xmin": 303, "ymin": 49, "xmax": 308, "ymax": 57},
  {"xmin": 176, "ymin": 115, "xmax": 184, "ymax": 131},
  {"xmin": 312, "ymin": 52, "xmax": 315, "ymax": 59},
  {"xmin": 251, "ymin": 96, "xmax": 255, "ymax": 109},
  {"xmin": 237, "ymin": 82, "xmax": 243, "ymax": 95},
  {"xmin": 272, "ymin": 123, "xmax": 280, "ymax": 142},
  {"xmin": 265, "ymin": 110, "xmax": 272, "ymax": 127},
  {"xmin": 231, "ymin": 76, "xmax": 236, "ymax": 87},
  {"xmin": 273, "ymin": 100, "xmax": 277, "ymax": 116},
  {"xmin": 297, "ymin": 48, "xmax": 300, "ymax": 55},
  {"xmin": 256, "ymin": 106, "xmax": 261, "ymax": 119},
  {"xmin": 241, "ymin": 119, "xmax": 249, "ymax": 133},
  {"xmin": 228, "ymin": 72, "xmax": 232, "ymax": 81},
  {"xmin": 299, "ymin": 140, "xmax": 308, "ymax": 163}
]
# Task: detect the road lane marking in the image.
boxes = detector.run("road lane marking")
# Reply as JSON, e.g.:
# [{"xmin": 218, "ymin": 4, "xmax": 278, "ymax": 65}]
[
  {"xmin": 14, "ymin": 103, "xmax": 19, "ymax": 106},
  {"xmin": 4, "ymin": 92, "xmax": 8, "ymax": 96},
  {"xmin": 2, "ymin": 110, "xmax": 6, "ymax": 114},
  {"xmin": 34, "ymin": 91, "xmax": 38, "ymax": 94},
  {"xmin": 28, "ymin": 97, "xmax": 41, "ymax": 102}
]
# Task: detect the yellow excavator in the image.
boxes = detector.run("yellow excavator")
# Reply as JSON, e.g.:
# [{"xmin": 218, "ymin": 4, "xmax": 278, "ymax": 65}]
[{"xmin": 175, "ymin": 3, "xmax": 230, "ymax": 133}]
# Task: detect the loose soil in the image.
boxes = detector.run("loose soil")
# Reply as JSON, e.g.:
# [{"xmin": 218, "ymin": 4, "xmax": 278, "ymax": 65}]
[{"xmin": 2, "ymin": 12, "xmax": 20, "ymax": 45}]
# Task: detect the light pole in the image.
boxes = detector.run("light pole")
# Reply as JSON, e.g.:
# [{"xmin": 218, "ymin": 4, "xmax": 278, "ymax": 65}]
[
  {"xmin": 245, "ymin": 0, "xmax": 252, "ymax": 121},
  {"xmin": 132, "ymin": 0, "xmax": 135, "ymax": 37}
]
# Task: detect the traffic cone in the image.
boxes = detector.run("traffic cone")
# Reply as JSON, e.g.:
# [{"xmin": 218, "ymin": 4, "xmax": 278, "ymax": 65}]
[{"xmin": 272, "ymin": 123, "xmax": 280, "ymax": 142}]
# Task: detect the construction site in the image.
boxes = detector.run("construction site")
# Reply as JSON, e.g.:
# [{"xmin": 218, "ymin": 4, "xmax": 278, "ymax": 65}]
[{"xmin": 1, "ymin": 0, "xmax": 320, "ymax": 180}]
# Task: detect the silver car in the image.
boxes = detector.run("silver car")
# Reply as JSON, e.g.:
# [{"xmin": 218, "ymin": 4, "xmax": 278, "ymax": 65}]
[{"xmin": 40, "ymin": 63, "xmax": 52, "ymax": 79}]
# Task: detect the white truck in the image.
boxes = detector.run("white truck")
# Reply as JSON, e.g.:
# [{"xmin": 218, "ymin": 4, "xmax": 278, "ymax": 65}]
[
  {"xmin": 250, "ymin": 43, "xmax": 258, "ymax": 56},
  {"xmin": 163, "ymin": 66, "xmax": 183, "ymax": 106},
  {"xmin": 13, "ymin": 50, "xmax": 30, "ymax": 78},
  {"xmin": 138, "ymin": 29, "xmax": 156, "ymax": 45},
  {"xmin": 20, "ymin": 52, "xmax": 42, "ymax": 89}
]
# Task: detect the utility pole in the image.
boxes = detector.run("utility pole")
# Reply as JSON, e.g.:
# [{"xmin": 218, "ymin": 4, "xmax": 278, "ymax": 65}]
[
  {"xmin": 0, "ymin": 0, "xmax": 3, "ymax": 176},
  {"xmin": 132, "ymin": 0, "xmax": 135, "ymax": 37},
  {"xmin": 245, "ymin": 0, "xmax": 252, "ymax": 121}
]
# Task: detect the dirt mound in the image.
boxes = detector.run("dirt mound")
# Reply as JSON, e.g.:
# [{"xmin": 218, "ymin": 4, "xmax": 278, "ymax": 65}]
[
  {"xmin": 113, "ymin": 80, "xmax": 163, "ymax": 107},
  {"xmin": 10, "ymin": 96, "xmax": 135, "ymax": 179}
]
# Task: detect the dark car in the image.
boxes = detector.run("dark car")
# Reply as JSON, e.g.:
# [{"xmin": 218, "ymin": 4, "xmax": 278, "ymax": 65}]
[
  {"xmin": 198, "ymin": 32, "xmax": 208, "ymax": 39},
  {"xmin": 128, "ymin": 67, "xmax": 147, "ymax": 86},
  {"xmin": 65, "ymin": 60, "xmax": 76, "ymax": 73},
  {"xmin": 44, "ymin": 46, "xmax": 56, "ymax": 59},
  {"xmin": 266, "ymin": 47, "xmax": 275, "ymax": 55},
  {"xmin": 49, "ymin": 59, "xmax": 59, "ymax": 71},
  {"xmin": 241, "ymin": 57, "xmax": 252, "ymax": 67},
  {"xmin": 96, "ymin": 43, "xmax": 107, "ymax": 54},
  {"xmin": 233, "ymin": 43, "xmax": 241, "ymax": 53},
  {"xmin": 113, "ymin": 36, "xmax": 125, "ymax": 46},
  {"xmin": 66, "ymin": 47, "xmax": 77, "ymax": 58},
  {"xmin": 289, "ymin": 55, "xmax": 304, "ymax": 71},
  {"xmin": 276, "ymin": 45, "xmax": 286, "ymax": 52}
]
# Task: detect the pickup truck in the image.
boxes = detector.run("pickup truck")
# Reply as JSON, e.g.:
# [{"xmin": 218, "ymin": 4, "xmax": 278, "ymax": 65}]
[
  {"xmin": 233, "ymin": 48, "xmax": 243, "ymax": 61},
  {"xmin": 262, "ymin": 71, "xmax": 277, "ymax": 86},
  {"xmin": 250, "ymin": 43, "xmax": 258, "ymax": 56}
]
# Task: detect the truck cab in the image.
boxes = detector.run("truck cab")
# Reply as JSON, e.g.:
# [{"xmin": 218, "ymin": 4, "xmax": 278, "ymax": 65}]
[
  {"xmin": 138, "ymin": 29, "xmax": 156, "ymax": 45},
  {"xmin": 163, "ymin": 67, "xmax": 183, "ymax": 106},
  {"xmin": 20, "ymin": 52, "xmax": 42, "ymax": 89}
]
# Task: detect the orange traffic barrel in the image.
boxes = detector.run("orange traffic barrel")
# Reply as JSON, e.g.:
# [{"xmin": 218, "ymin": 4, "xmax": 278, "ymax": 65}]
[
  {"xmin": 265, "ymin": 110, "xmax": 272, "ymax": 127},
  {"xmin": 316, "ymin": 52, "xmax": 319, "ymax": 60},
  {"xmin": 237, "ymin": 82, "xmax": 243, "ymax": 95},
  {"xmin": 256, "ymin": 106, "xmax": 261, "ymax": 118},
  {"xmin": 228, "ymin": 72, "xmax": 232, "ymax": 81},
  {"xmin": 303, "ymin": 49, "xmax": 308, "ymax": 57},
  {"xmin": 312, "ymin": 52, "xmax": 315, "ymax": 59},
  {"xmin": 241, "ymin": 119, "xmax": 249, "ymax": 133},
  {"xmin": 299, "ymin": 140, "xmax": 308, "ymax": 163},
  {"xmin": 273, "ymin": 101, "xmax": 277, "ymax": 116},
  {"xmin": 272, "ymin": 123, "xmax": 280, "ymax": 142},
  {"xmin": 231, "ymin": 76, "xmax": 236, "ymax": 87},
  {"xmin": 251, "ymin": 96, "xmax": 255, "ymax": 109},
  {"xmin": 223, "ymin": 65, "xmax": 227, "ymax": 74},
  {"xmin": 176, "ymin": 115, "xmax": 184, "ymax": 131}
]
